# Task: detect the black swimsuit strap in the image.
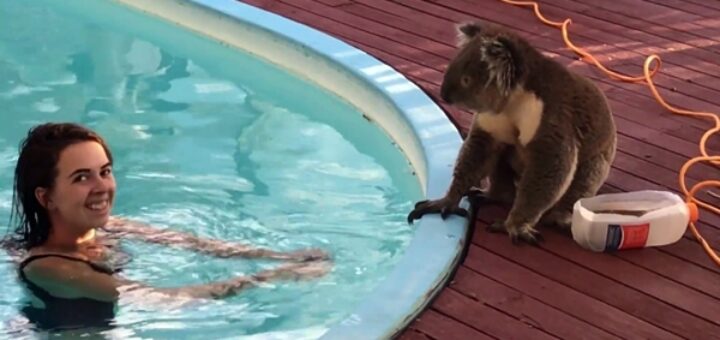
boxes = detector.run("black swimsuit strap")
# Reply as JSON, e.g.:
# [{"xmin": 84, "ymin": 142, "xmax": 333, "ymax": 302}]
[{"xmin": 19, "ymin": 253, "xmax": 116, "ymax": 278}]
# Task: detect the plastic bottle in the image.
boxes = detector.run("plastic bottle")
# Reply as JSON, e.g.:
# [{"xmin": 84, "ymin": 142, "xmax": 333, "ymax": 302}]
[{"xmin": 570, "ymin": 190, "xmax": 699, "ymax": 252}]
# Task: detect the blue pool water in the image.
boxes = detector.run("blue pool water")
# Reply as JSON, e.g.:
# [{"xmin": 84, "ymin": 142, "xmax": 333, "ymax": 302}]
[{"xmin": 0, "ymin": 0, "xmax": 423, "ymax": 338}]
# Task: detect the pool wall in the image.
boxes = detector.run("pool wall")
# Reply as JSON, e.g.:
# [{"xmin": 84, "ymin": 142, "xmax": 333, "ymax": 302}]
[{"xmin": 111, "ymin": 0, "xmax": 469, "ymax": 338}]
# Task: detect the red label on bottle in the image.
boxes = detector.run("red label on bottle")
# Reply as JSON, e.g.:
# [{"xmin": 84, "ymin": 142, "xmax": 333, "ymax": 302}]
[{"xmin": 619, "ymin": 223, "xmax": 650, "ymax": 249}]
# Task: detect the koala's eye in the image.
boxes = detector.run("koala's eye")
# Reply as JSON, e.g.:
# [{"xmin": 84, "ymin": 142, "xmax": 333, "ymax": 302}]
[{"xmin": 460, "ymin": 75, "xmax": 471, "ymax": 87}]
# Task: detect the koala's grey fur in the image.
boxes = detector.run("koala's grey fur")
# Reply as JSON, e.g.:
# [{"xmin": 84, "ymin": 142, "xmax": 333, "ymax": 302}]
[{"xmin": 407, "ymin": 21, "xmax": 617, "ymax": 244}]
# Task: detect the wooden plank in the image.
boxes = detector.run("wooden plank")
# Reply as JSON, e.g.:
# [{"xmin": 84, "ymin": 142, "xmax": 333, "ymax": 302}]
[
  {"xmin": 345, "ymin": 0, "xmax": 460, "ymax": 39},
  {"xmin": 277, "ymin": 0, "xmax": 457, "ymax": 60},
  {"xmin": 449, "ymin": 266, "xmax": 616, "ymax": 339},
  {"xmin": 472, "ymin": 225, "xmax": 720, "ymax": 338},
  {"xmin": 464, "ymin": 244, "xmax": 682, "ymax": 339},
  {"xmin": 611, "ymin": 163, "xmax": 719, "ymax": 218},
  {"xmin": 645, "ymin": 0, "xmax": 720, "ymax": 14},
  {"xmin": 432, "ymin": 288, "xmax": 558, "ymax": 339},
  {"xmin": 599, "ymin": 83, "xmax": 719, "ymax": 137},
  {"xmin": 346, "ymin": 0, "xmax": 720, "ymax": 134},
  {"xmin": 612, "ymin": 149, "xmax": 699, "ymax": 193},
  {"xmin": 315, "ymin": 0, "xmax": 352, "ymax": 7},
  {"xmin": 405, "ymin": 308, "xmax": 494, "ymax": 340},
  {"xmin": 534, "ymin": 0, "xmax": 720, "ymax": 79},
  {"xmin": 390, "ymin": 0, "xmax": 479, "ymax": 23},
  {"xmin": 397, "ymin": 329, "xmax": 433, "ymax": 340},
  {"xmin": 614, "ymin": 246, "xmax": 720, "ymax": 300},
  {"xmin": 614, "ymin": 134, "xmax": 716, "ymax": 184},
  {"xmin": 662, "ymin": 238, "xmax": 720, "ymax": 274},
  {"xmin": 535, "ymin": 0, "xmax": 720, "ymax": 59},
  {"xmin": 538, "ymin": 230, "xmax": 720, "ymax": 322},
  {"xmin": 554, "ymin": 0, "xmax": 720, "ymax": 50},
  {"xmin": 565, "ymin": 0, "xmax": 720, "ymax": 34},
  {"xmin": 242, "ymin": 0, "xmax": 448, "ymax": 69},
  {"xmin": 607, "ymin": 99, "xmax": 720, "ymax": 153},
  {"xmin": 612, "ymin": 116, "xmax": 718, "ymax": 164}
]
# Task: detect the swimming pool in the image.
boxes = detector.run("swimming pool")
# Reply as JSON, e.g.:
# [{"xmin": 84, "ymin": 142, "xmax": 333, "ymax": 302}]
[{"xmin": 0, "ymin": 0, "xmax": 467, "ymax": 338}]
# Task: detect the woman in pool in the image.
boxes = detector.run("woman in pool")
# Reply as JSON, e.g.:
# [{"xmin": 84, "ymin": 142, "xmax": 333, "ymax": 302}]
[{"xmin": 2, "ymin": 122, "xmax": 331, "ymax": 331}]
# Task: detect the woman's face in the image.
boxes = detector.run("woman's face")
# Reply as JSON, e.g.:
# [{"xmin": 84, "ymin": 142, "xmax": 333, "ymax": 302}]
[{"xmin": 37, "ymin": 141, "xmax": 115, "ymax": 235}]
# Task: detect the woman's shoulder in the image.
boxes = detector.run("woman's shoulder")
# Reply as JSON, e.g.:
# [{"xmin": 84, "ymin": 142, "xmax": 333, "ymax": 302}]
[
  {"xmin": 20, "ymin": 250, "xmax": 120, "ymax": 302},
  {"xmin": 21, "ymin": 250, "xmax": 91, "ymax": 278}
]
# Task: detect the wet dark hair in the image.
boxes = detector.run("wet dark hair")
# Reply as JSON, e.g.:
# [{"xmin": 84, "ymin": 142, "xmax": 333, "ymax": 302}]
[{"xmin": 3, "ymin": 122, "xmax": 113, "ymax": 250}]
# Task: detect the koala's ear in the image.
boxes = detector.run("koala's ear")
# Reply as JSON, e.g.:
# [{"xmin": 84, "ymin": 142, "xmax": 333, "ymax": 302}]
[
  {"xmin": 457, "ymin": 22, "xmax": 482, "ymax": 37},
  {"xmin": 497, "ymin": 36, "xmax": 525, "ymax": 84},
  {"xmin": 484, "ymin": 36, "xmax": 526, "ymax": 94},
  {"xmin": 455, "ymin": 22, "xmax": 482, "ymax": 46},
  {"xmin": 486, "ymin": 39, "xmax": 508, "ymax": 58}
]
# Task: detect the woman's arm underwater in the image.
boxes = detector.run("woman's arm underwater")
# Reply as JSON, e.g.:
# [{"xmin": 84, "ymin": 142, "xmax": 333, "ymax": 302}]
[
  {"xmin": 102, "ymin": 216, "xmax": 329, "ymax": 262},
  {"xmin": 22, "ymin": 255, "xmax": 331, "ymax": 303}
]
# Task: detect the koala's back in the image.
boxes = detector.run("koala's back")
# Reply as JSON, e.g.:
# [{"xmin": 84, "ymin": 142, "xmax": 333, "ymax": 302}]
[{"xmin": 525, "ymin": 54, "xmax": 616, "ymax": 159}]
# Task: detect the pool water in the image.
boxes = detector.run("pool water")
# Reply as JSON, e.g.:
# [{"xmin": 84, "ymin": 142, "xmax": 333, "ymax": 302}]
[{"xmin": 0, "ymin": 0, "xmax": 422, "ymax": 338}]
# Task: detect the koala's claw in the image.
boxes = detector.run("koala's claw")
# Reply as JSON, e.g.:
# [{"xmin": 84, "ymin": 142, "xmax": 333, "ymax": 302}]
[
  {"xmin": 413, "ymin": 199, "xmax": 429, "ymax": 209},
  {"xmin": 407, "ymin": 198, "xmax": 467, "ymax": 224},
  {"xmin": 510, "ymin": 227, "xmax": 544, "ymax": 246},
  {"xmin": 488, "ymin": 221, "xmax": 543, "ymax": 245}
]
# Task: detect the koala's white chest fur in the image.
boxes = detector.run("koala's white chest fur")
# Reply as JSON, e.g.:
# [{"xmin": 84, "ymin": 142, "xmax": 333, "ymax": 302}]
[{"xmin": 474, "ymin": 89, "xmax": 544, "ymax": 146}]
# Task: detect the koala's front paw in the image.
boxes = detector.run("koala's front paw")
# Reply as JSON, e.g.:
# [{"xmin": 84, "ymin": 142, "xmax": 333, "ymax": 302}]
[
  {"xmin": 407, "ymin": 197, "xmax": 467, "ymax": 224},
  {"xmin": 508, "ymin": 223, "xmax": 544, "ymax": 245}
]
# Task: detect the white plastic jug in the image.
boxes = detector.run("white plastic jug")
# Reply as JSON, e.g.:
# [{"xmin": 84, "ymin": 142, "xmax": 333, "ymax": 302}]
[{"xmin": 571, "ymin": 190, "xmax": 699, "ymax": 252}]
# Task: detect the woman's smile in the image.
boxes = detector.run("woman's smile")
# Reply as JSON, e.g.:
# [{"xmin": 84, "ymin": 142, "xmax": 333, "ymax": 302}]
[{"xmin": 86, "ymin": 198, "xmax": 111, "ymax": 214}]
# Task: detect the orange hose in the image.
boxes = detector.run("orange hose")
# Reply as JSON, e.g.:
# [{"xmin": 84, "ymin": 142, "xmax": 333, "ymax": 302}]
[{"xmin": 500, "ymin": 0, "xmax": 720, "ymax": 266}]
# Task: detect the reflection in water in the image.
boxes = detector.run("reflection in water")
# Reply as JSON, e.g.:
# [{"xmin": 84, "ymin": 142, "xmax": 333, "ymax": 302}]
[{"xmin": 73, "ymin": 32, "xmax": 192, "ymax": 124}]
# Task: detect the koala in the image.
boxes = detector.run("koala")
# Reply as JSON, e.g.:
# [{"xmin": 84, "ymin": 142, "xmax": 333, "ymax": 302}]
[{"xmin": 407, "ymin": 21, "xmax": 617, "ymax": 244}]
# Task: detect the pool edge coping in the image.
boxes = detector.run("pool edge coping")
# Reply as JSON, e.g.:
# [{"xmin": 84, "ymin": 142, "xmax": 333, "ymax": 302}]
[{"xmin": 111, "ymin": 0, "xmax": 470, "ymax": 339}]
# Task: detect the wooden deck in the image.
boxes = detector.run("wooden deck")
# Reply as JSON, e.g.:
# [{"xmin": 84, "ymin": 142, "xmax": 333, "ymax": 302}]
[{"xmin": 240, "ymin": 0, "xmax": 720, "ymax": 339}]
